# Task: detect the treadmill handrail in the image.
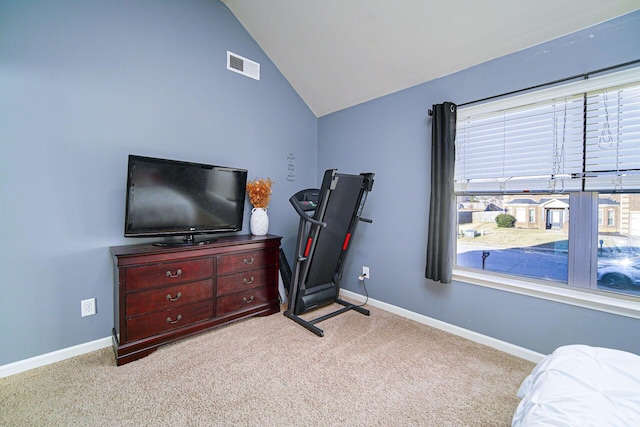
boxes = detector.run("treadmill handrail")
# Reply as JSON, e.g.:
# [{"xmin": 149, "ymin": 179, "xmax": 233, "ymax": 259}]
[{"xmin": 289, "ymin": 195, "xmax": 327, "ymax": 228}]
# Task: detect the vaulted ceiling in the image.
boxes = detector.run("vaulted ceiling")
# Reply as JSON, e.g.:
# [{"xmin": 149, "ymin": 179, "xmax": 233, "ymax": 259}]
[{"xmin": 222, "ymin": 1, "xmax": 640, "ymax": 117}]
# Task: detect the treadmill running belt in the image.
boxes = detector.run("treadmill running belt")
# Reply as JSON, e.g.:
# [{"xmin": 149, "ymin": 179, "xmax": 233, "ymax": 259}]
[{"xmin": 305, "ymin": 174, "xmax": 363, "ymax": 289}]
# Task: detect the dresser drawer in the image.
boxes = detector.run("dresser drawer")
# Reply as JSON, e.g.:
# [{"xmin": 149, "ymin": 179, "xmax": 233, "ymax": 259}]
[
  {"xmin": 216, "ymin": 265, "xmax": 276, "ymax": 296},
  {"xmin": 125, "ymin": 258, "xmax": 213, "ymax": 291},
  {"xmin": 126, "ymin": 280, "xmax": 213, "ymax": 316},
  {"xmin": 217, "ymin": 249, "xmax": 277, "ymax": 276},
  {"xmin": 126, "ymin": 300, "xmax": 213, "ymax": 342},
  {"xmin": 216, "ymin": 285, "xmax": 278, "ymax": 316}
]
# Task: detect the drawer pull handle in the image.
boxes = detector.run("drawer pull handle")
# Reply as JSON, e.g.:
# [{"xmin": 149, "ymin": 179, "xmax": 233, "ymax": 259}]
[
  {"xmin": 166, "ymin": 314, "xmax": 182, "ymax": 324},
  {"xmin": 243, "ymin": 277, "xmax": 255, "ymax": 285},
  {"xmin": 243, "ymin": 296, "xmax": 254, "ymax": 303},
  {"xmin": 243, "ymin": 257, "xmax": 254, "ymax": 265},
  {"xmin": 166, "ymin": 292, "xmax": 182, "ymax": 302},
  {"xmin": 166, "ymin": 269, "xmax": 182, "ymax": 278}
]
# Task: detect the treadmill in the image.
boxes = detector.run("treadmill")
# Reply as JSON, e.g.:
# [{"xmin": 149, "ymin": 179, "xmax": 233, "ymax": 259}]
[{"xmin": 284, "ymin": 169, "xmax": 374, "ymax": 336}]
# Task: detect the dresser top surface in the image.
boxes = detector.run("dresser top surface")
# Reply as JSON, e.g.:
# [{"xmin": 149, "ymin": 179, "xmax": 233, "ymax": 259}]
[{"xmin": 110, "ymin": 234, "xmax": 281, "ymax": 259}]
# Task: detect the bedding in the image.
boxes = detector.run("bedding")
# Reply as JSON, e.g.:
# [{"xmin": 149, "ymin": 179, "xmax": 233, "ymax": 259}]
[{"xmin": 512, "ymin": 345, "xmax": 640, "ymax": 426}]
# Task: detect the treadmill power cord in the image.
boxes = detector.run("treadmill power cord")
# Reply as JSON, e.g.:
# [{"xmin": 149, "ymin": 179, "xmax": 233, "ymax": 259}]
[{"xmin": 356, "ymin": 274, "xmax": 370, "ymax": 307}]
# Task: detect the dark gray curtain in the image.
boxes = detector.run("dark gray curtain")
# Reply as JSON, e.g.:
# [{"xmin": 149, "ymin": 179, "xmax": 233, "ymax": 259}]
[{"xmin": 425, "ymin": 102, "xmax": 457, "ymax": 284}]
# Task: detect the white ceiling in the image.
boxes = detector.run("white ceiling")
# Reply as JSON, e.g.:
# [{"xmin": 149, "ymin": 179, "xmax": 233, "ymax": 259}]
[{"xmin": 222, "ymin": 0, "xmax": 640, "ymax": 117}]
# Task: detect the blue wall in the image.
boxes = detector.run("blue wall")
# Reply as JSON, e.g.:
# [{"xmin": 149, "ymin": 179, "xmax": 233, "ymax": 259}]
[
  {"xmin": 0, "ymin": 0, "xmax": 317, "ymax": 365},
  {"xmin": 319, "ymin": 10, "xmax": 640, "ymax": 356}
]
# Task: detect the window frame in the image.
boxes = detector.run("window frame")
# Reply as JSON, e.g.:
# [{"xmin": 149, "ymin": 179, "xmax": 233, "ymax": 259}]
[
  {"xmin": 453, "ymin": 266, "xmax": 640, "ymax": 319},
  {"xmin": 452, "ymin": 67, "xmax": 640, "ymax": 320}
]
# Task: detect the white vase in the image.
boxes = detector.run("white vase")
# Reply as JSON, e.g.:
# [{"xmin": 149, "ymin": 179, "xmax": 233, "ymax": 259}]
[{"xmin": 250, "ymin": 207, "xmax": 269, "ymax": 236}]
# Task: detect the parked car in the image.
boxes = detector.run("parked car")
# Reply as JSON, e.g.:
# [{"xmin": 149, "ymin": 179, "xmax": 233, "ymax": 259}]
[{"xmin": 597, "ymin": 256, "xmax": 640, "ymax": 290}]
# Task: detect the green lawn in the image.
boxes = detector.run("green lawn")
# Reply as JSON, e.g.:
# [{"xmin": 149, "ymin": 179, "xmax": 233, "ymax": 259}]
[
  {"xmin": 459, "ymin": 223, "xmax": 567, "ymax": 249},
  {"xmin": 459, "ymin": 222, "xmax": 636, "ymax": 252}
]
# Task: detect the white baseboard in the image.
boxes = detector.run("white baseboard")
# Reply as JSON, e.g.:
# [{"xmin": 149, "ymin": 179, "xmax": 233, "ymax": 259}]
[
  {"xmin": 0, "ymin": 337, "xmax": 112, "ymax": 378},
  {"xmin": 340, "ymin": 289, "xmax": 545, "ymax": 363},
  {"xmin": 1, "ymin": 292, "xmax": 545, "ymax": 378}
]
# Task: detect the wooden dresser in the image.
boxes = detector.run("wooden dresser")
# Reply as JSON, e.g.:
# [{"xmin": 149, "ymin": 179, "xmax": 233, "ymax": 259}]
[{"xmin": 110, "ymin": 234, "xmax": 281, "ymax": 365}]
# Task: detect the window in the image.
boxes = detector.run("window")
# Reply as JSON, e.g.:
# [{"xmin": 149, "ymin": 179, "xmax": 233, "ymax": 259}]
[
  {"xmin": 598, "ymin": 194, "xmax": 640, "ymax": 293},
  {"xmin": 454, "ymin": 67, "xmax": 640, "ymax": 307}
]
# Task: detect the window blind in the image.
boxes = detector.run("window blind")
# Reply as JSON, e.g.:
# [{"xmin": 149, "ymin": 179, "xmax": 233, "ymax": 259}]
[
  {"xmin": 584, "ymin": 82, "xmax": 640, "ymax": 191},
  {"xmin": 455, "ymin": 67, "xmax": 640, "ymax": 194}
]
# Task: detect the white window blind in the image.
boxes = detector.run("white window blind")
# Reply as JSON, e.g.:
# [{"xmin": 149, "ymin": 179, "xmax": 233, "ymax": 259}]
[
  {"xmin": 456, "ymin": 96, "xmax": 584, "ymax": 193},
  {"xmin": 584, "ymin": 82, "xmax": 640, "ymax": 191},
  {"xmin": 455, "ymin": 67, "xmax": 640, "ymax": 194}
]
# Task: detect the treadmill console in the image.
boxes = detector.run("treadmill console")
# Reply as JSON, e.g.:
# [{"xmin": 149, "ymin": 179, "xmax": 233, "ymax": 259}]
[{"xmin": 291, "ymin": 188, "xmax": 320, "ymax": 211}]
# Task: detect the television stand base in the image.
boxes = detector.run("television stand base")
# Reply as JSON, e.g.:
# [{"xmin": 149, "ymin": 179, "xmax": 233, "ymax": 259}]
[{"xmin": 153, "ymin": 235, "xmax": 218, "ymax": 247}]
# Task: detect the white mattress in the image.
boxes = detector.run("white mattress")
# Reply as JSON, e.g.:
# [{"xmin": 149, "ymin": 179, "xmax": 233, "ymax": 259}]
[{"xmin": 513, "ymin": 345, "xmax": 640, "ymax": 427}]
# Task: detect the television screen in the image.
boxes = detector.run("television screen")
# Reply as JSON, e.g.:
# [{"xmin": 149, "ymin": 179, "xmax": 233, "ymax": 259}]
[{"xmin": 124, "ymin": 155, "xmax": 247, "ymax": 244}]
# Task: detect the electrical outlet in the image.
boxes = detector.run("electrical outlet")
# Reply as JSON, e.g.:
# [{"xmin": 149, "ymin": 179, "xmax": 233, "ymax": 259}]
[
  {"xmin": 362, "ymin": 266, "xmax": 370, "ymax": 279},
  {"xmin": 81, "ymin": 298, "xmax": 96, "ymax": 317}
]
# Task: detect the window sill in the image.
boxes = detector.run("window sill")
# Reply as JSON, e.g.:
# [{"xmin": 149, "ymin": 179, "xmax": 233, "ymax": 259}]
[{"xmin": 453, "ymin": 268, "xmax": 640, "ymax": 320}]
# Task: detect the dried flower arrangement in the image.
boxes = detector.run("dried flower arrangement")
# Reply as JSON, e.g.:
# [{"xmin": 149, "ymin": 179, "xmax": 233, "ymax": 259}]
[{"xmin": 246, "ymin": 178, "xmax": 273, "ymax": 208}]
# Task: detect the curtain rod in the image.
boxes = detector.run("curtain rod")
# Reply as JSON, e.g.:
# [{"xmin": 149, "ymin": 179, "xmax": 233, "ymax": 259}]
[{"xmin": 427, "ymin": 58, "xmax": 640, "ymax": 117}]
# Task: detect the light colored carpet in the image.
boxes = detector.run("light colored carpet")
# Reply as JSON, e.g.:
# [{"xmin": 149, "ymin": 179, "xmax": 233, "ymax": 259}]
[{"xmin": 0, "ymin": 304, "xmax": 534, "ymax": 426}]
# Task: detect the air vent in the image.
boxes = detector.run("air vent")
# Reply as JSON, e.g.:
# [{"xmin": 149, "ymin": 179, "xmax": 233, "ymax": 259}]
[{"xmin": 227, "ymin": 51, "xmax": 260, "ymax": 80}]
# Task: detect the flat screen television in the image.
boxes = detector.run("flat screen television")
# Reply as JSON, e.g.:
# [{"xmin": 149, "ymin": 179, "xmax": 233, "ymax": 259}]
[{"xmin": 124, "ymin": 155, "xmax": 248, "ymax": 246}]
